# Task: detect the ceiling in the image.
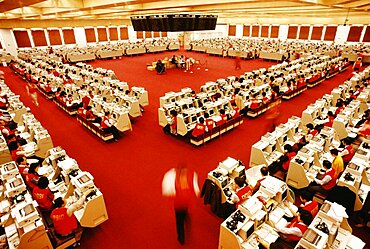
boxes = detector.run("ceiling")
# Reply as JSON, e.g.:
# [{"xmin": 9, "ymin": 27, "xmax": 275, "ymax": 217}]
[{"xmin": 0, "ymin": 0, "xmax": 369, "ymax": 27}]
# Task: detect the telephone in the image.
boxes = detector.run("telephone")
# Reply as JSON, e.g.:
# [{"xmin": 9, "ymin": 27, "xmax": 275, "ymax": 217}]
[
  {"xmin": 224, "ymin": 187, "xmax": 232, "ymax": 197},
  {"xmin": 344, "ymin": 172, "xmax": 355, "ymax": 182},
  {"xmin": 315, "ymin": 221, "xmax": 329, "ymax": 234}
]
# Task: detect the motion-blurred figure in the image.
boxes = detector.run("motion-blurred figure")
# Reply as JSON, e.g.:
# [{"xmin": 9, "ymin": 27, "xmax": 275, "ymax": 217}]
[{"xmin": 162, "ymin": 165, "xmax": 200, "ymax": 245}]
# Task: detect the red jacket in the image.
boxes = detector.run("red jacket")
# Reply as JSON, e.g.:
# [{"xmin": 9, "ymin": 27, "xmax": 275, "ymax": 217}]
[
  {"xmin": 217, "ymin": 114, "xmax": 228, "ymax": 126},
  {"xmin": 32, "ymin": 187, "xmax": 54, "ymax": 210},
  {"xmin": 205, "ymin": 118, "xmax": 215, "ymax": 131},
  {"xmin": 25, "ymin": 173, "xmax": 38, "ymax": 190},
  {"xmin": 236, "ymin": 186, "xmax": 253, "ymax": 207},
  {"xmin": 342, "ymin": 145, "xmax": 355, "ymax": 163},
  {"xmin": 51, "ymin": 207, "xmax": 78, "ymax": 236},
  {"xmin": 192, "ymin": 123, "xmax": 206, "ymax": 137},
  {"xmin": 302, "ymin": 200, "xmax": 319, "ymax": 217},
  {"xmin": 322, "ymin": 168, "xmax": 337, "ymax": 191},
  {"xmin": 282, "ymin": 152, "xmax": 296, "ymax": 171},
  {"xmin": 286, "ymin": 222, "xmax": 307, "ymax": 241},
  {"xmin": 324, "ymin": 116, "xmax": 334, "ymax": 127}
]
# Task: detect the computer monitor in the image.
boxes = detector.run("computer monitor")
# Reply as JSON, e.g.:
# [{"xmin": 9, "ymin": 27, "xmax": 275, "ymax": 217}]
[
  {"xmin": 78, "ymin": 174, "xmax": 91, "ymax": 184},
  {"xmin": 191, "ymin": 115, "xmax": 197, "ymax": 123},
  {"xmin": 20, "ymin": 204, "xmax": 35, "ymax": 217},
  {"xmin": 10, "ymin": 178, "xmax": 23, "ymax": 188},
  {"xmin": 4, "ymin": 163, "xmax": 16, "ymax": 171},
  {"xmin": 170, "ymin": 97, "xmax": 176, "ymax": 103},
  {"xmin": 281, "ymin": 189, "xmax": 287, "ymax": 201},
  {"xmin": 282, "ymin": 135, "xmax": 288, "ymax": 143},
  {"xmin": 221, "ymin": 178, "xmax": 228, "ymax": 188}
]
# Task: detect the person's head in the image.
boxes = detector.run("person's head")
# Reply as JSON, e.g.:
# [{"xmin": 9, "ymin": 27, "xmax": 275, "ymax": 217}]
[
  {"xmin": 330, "ymin": 148, "xmax": 338, "ymax": 156},
  {"xmin": 104, "ymin": 111, "xmax": 110, "ymax": 116},
  {"xmin": 299, "ymin": 190, "xmax": 313, "ymax": 203},
  {"xmin": 299, "ymin": 209, "xmax": 313, "ymax": 226},
  {"xmin": 53, "ymin": 197, "xmax": 66, "ymax": 208},
  {"xmin": 8, "ymin": 141, "xmax": 19, "ymax": 152},
  {"xmin": 234, "ymin": 177, "xmax": 246, "ymax": 188},
  {"xmin": 199, "ymin": 117, "xmax": 204, "ymax": 124},
  {"xmin": 29, "ymin": 162, "xmax": 40, "ymax": 174},
  {"xmin": 336, "ymin": 102, "xmax": 343, "ymax": 108},
  {"xmin": 306, "ymin": 123, "xmax": 314, "ymax": 130},
  {"xmin": 260, "ymin": 166, "xmax": 268, "ymax": 176},
  {"xmin": 284, "ymin": 144, "xmax": 293, "ymax": 153},
  {"xmin": 7, "ymin": 134, "xmax": 16, "ymax": 142},
  {"xmin": 322, "ymin": 160, "xmax": 332, "ymax": 169},
  {"xmin": 16, "ymin": 156, "xmax": 27, "ymax": 165},
  {"xmin": 204, "ymin": 113, "xmax": 209, "ymax": 119},
  {"xmin": 37, "ymin": 176, "xmax": 49, "ymax": 189},
  {"xmin": 219, "ymin": 109, "xmax": 225, "ymax": 115},
  {"xmin": 86, "ymin": 106, "xmax": 92, "ymax": 111},
  {"xmin": 170, "ymin": 110, "xmax": 177, "ymax": 117},
  {"xmin": 343, "ymin": 137, "xmax": 351, "ymax": 146},
  {"xmin": 327, "ymin": 111, "xmax": 334, "ymax": 117}
]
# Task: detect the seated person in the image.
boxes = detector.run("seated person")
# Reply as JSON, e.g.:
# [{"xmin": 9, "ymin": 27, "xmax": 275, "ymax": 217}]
[
  {"xmin": 340, "ymin": 138, "xmax": 355, "ymax": 165},
  {"xmin": 307, "ymin": 160, "xmax": 337, "ymax": 195},
  {"xmin": 204, "ymin": 113, "xmax": 215, "ymax": 132},
  {"xmin": 276, "ymin": 210, "xmax": 313, "ymax": 242},
  {"xmin": 216, "ymin": 109, "xmax": 228, "ymax": 126},
  {"xmin": 25, "ymin": 162, "xmax": 40, "ymax": 190},
  {"xmin": 16, "ymin": 156, "xmax": 29, "ymax": 176},
  {"xmin": 100, "ymin": 111, "xmax": 120, "ymax": 141},
  {"xmin": 230, "ymin": 102, "xmax": 240, "ymax": 118},
  {"xmin": 298, "ymin": 191, "xmax": 319, "ymax": 217},
  {"xmin": 50, "ymin": 191, "xmax": 92, "ymax": 238},
  {"xmin": 191, "ymin": 117, "xmax": 206, "ymax": 138},
  {"xmin": 82, "ymin": 106, "xmax": 96, "ymax": 121},
  {"xmin": 252, "ymin": 166, "xmax": 269, "ymax": 194},
  {"xmin": 155, "ymin": 60, "xmax": 165, "ymax": 74},
  {"xmin": 229, "ymin": 177, "xmax": 253, "ymax": 207},
  {"xmin": 298, "ymin": 123, "xmax": 318, "ymax": 149},
  {"xmin": 281, "ymin": 144, "xmax": 296, "ymax": 172},
  {"xmin": 32, "ymin": 176, "xmax": 54, "ymax": 210},
  {"xmin": 335, "ymin": 101, "xmax": 345, "ymax": 115},
  {"xmin": 324, "ymin": 111, "xmax": 335, "ymax": 127},
  {"xmin": 170, "ymin": 55, "xmax": 178, "ymax": 67}
]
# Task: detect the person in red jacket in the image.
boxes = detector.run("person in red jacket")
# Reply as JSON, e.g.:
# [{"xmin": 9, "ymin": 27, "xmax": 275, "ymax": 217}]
[
  {"xmin": 340, "ymin": 138, "xmax": 355, "ymax": 165},
  {"xmin": 25, "ymin": 162, "xmax": 40, "ymax": 190},
  {"xmin": 32, "ymin": 176, "xmax": 54, "ymax": 210},
  {"xmin": 353, "ymin": 57, "xmax": 362, "ymax": 71},
  {"xmin": 277, "ymin": 210, "xmax": 313, "ymax": 242},
  {"xmin": 307, "ymin": 160, "xmax": 337, "ymax": 195},
  {"xmin": 192, "ymin": 117, "xmax": 206, "ymax": 137},
  {"xmin": 281, "ymin": 144, "xmax": 296, "ymax": 172},
  {"xmin": 50, "ymin": 190, "xmax": 91, "ymax": 240},
  {"xmin": 324, "ymin": 111, "xmax": 335, "ymax": 127},
  {"xmin": 230, "ymin": 176, "xmax": 253, "ymax": 207},
  {"xmin": 100, "ymin": 111, "xmax": 120, "ymax": 141},
  {"xmin": 298, "ymin": 191, "xmax": 319, "ymax": 217},
  {"xmin": 216, "ymin": 109, "xmax": 228, "ymax": 126},
  {"xmin": 204, "ymin": 113, "xmax": 215, "ymax": 132}
]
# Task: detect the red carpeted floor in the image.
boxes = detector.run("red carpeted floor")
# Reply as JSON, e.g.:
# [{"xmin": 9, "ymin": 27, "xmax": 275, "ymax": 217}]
[{"xmin": 2, "ymin": 51, "xmax": 368, "ymax": 249}]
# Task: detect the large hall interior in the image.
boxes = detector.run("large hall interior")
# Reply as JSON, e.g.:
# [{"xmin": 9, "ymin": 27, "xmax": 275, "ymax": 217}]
[{"xmin": 0, "ymin": 0, "xmax": 370, "ymax": 249}]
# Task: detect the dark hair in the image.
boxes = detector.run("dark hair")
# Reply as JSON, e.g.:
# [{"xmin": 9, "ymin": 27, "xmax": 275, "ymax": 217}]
[
  {"xmin": 37, "ymin": 176, "xmax": 49, "ymax": 189},
  {"xmin": 204, "ymin": 113, "xmax": 209, "ymax": 118},
  {"xmin": 16, "ymin": 157, "xmax": 25, "ymax": 165},
  {"xmin": 28, "ymin": 162, "xmax": 40, "ymax": 174},
  {"xmin": 199, "ymin": 117, "xmax": 204, "ymax": 123},
  {"xmin": 330, "ymin": 148, "xmax": 338, "ymax": 155},
  {"xmin": 219, "ymin": 109, "xmax": 225, "ymax": 115},
  {"xmin": 327, "ymin": 111, "xmax": 334, "ymax": 117},
  {"xmin": 323, "ymin": 160, "xmax": 332, "ymax": 169},
  {"xmin": 170, "ymin": 110, "xmax": 177, "ymax": 116},
  {"xmin": 343, "ymin": 138, "xmax": 351, "ymax": 145},
  {"xmin": 306, "ymin": 123, "xmax": 314, "ymax": 130},
  {"xmin": 53, "ymin": 197, "xmax": 65, "ymax": 208},
  {"xmin": 260, "ymin": 166, "xmax": 268, "ymax": 176},
  {"xmin": 284, "ymin": 144, "xmax": 293, "ymax": 152},
  {"xmin": 8, "ymin": 141, "xmax": 18, "ymax": 151},
  {"xmin": 300, "ymin": 190, "xmax": 313, "ymax": 201},
  {"xmin": 300, "ymin": 209, "xmax": 313, "ymax": 226},
  {"xmin": 234, "ymin": 177, "xmax": 246, "ymax": 188}
]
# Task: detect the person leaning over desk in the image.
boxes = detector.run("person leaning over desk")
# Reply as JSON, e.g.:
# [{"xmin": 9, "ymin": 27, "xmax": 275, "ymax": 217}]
[
  {"xmin": 276, "ymin": 209, "xmax": 313, "ymax": 243},
  {"xmin": 100, "ymin": 111, "xmax": 120, "ymax": 141},
  {"xmin": 51, "ymin": 189, "xmax": 94, "ymax": 239},
  {"xmin": 306, "ymin": 160, "xmax": 337, "ymax": 195},
  {"xmin": 252, "ymin": 166, "xmax": 269, "ymax": 194},
  {"xmin": 229, "ymin": 176, "xmax": 253, "ymax": 207},
  {"xmin": 33, "ymin": 176, "xmax": 54, "ymax": 211}
]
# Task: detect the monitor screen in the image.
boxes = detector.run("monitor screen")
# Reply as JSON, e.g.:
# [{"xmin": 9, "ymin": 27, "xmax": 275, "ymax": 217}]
[
  {"xmin": 295, "ymin": 126, "xmax": 299, "ymax": 133},
  {"xmin": 348, "ymin": 163, "xmax": 359, "ymax": 171},
  {"xmin": 221, "ymin": 178, "xmax": 228, "ymax": 188},
  {"xmin": 11, "ymin": 178, "xmax": 23, "ymax": 188},
  {"xmin": 300, "ymin": 147, "xmax": 309, "ymax": 154},
  {"xmin": 209, "ymin": 109, "xmax": 214, "ymax": 116},
  {"xmin": 4, "ymin": 163, "xmax": 16, "ymax": 171},
  {"xmin": 170, "ymin": 98, "xmax": 176, "ymax": 103},
  {"xmin": 191, "ymin": 115, "xmax": 197, "ymax": 123},
  {"xmin": 282, "ymin": 135, "xmax": 287, "ymax": 143},
  {"xmin": 246, "ymin": 223, "xmax": 255, "ymax": 238},
  {"xmin": 21, "ymin": 204, "xmax": 35, "ymax": 217},
  {"xmin": 282, "ymin": 189, "xmax": 287, "ymax": 201},
  {"xmin": 271, "ymin": 144, "xmax": 276, "ymax": 152},
  {"xmin": 78, "ymin": 175, "xmax": 91, "ymax": 184}
]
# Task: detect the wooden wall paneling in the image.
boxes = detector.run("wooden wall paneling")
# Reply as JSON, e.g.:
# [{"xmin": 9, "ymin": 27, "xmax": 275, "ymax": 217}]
[
  {"xmin": 311, "ymin": 26, "xmax": 323, "ymax": 40},
  {"xmin": 243, "ymin": 25, "xmax": 250, "ymax": 37},
  {"xmin": 347, "ymin": 26, "xmax": 363, "ymax": 42},
  {"xmin": 97, "ymin": 27, "xmax": 108, "ymax": 42},
  {"xmin": 137, "ymin": 31, "xmax": 143, "ymax": 39},
  {"xmin": 270, "ymin": 26, "xmax": 279, "ymax": 38},
  {"xmin": 261, "ymin": 26, "xmax": 269, "ymax": 37},
  {"xmin": 85, "ymin": 28, "xmax": 96, "ymax": 43},
  {"xmin": 48, "ymin": 29, "xmax": 62, "ymax": 45},
  {"xmin": 161, "ymin": 32, "xmax": 167, "ymax": 37},
  {"xmin": 252, "ymin": 25, "xmax": 260, "ymax": 37},
  {"xmin": 287, "ymin": 26, "xmax": 298, "ymax": 39},
  {"xmin": 299, "ymin": 26, "xmax": 310, "ymax": 40},
  {"xmin": 363, "ymin": 26, "xmax": 370, "ymax": 42},
  {"xmin": 228, "ymin": 25, "xmax": 236, "ymax": 36},
  {"xmin": 120, "ymin": 27, "xmax": 128, "ymax": 40},
  {"xmin": 62, "ymin": 29, "xmax": 76, "ymax": 44},
  {"xmin": 13, "ymin": 30, "xmax": 32, "ymax": 48},
  {"xmin": 31, "ymin": 29, "xmax": 47, "ymax": 46}
]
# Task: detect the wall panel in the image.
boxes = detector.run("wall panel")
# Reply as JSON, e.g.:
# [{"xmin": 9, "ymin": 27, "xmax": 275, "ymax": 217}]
[
  {"xmin": 161, "ymin": 31, "xmax": 167, "ymax": 37},
  {"xmin": 13, "ymin": 30, "xmax": 31, "ymax": 48},
  {"xmin": 347, "ymin": 26, "xmax": 363, "ymax": 42},
  {"xmin": 228, "ymin": 25, "xmax": 236, "ymax": 36},
  {"xmin": 311, "ymin": 26, "xmax": 323, "ymax": 40},
  {"xmin": 85, "ymin": 28, "xmax": 96, "ymax": 43},
  {"xmin": 120, "ymin": 27, "xmax": 128, "ymax": 40},
  {"xmin": 137, "ymin": 31, "xmax": 143, "ymax": 39},
  {"xmin": 261, "ymin": 26, "xmax": 269, "ymax": 38},
  {"xmin": 270, "ymin": 26, "xmax": 279, "ymax": 38},
  {"xmin": 324, "ymin": 26, "xmax": 337, "ymax": 41},
  {"xmin": 299, "ymin": 26, "xmax": 310, "ymax": 40},
  {"xmin": 287, "ymin": 26, "xmax": 298, "ymax": 39},
  {"xmin": 252, "ymin": 25, "xmax": 260, "ymax": 37},
  {"xmin": 363, "ymin": 26, "xmax": 370, "ymax": 42},
  {"xmin": 31, "ymin": 30, "xmax": 47, "ymax": 46},
  {"xmin": 48, "ymin": 29, "xmax": 62, "ymax": 45},
  {"xmin": 97, "ymin": 27, "xmax": 108, "ymax": 42},
  {"xmin": 243, "ymin": 25, "xmax": 250, "ymax": 37},
  {"xmin": 62, "ymin": 29, "xmax": 75, "ymax": 44}
]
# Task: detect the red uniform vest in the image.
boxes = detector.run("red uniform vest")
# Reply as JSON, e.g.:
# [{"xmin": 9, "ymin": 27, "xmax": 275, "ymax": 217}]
[
  {"xmin": 32, "ymin": 187, "xmax": 54, "ymax": 210},
  {"xmin": 51, "ymin": 207, "xmax": 78, "ymax": 236},
  {"xmin": 192, "ymin": 123, "xmax": 206, "ymax": 137},
  {"xmin": 174, "ymin": 170, "xmax": 195, "ymax": 210},
  {"xmin": 286, "ymin": 222, "xmax": 307, "ymax": 241},
  {"xmin": 325, "ymin": 116, "xmax": 334, "ymax": 127},
  {"xmin": 342, "ymin": 145, "xmax": 355, "ymax": 163},
  {"xmin": 25, "ymin": 173, "xmax": 38, "ymax": 190},
  {"xmin": 322, "ymin": 168, "xmax": 337, "ymax": 190},
  {"xmin": 283, "ymin": 152, "xmax": 296, "ymax": 171},
  {"xmin": 335, "ymin": 106, "xmax": 344, "ymax": 115},
  {"xmin": 250, "ymin": 99, "xmax": 260, "ymax": 109},
  {"xmin": 217, "ymin": 114, "xmax": 228, "ymax": 126},
  {"xmin": 100, "ymin": 116, "xmax": 110, "ymax": 129},
  {"xmin": 302, "ymin": 200, "xmax": 319, "ymax": 217},
  {"xmin": 205, "ymin": 118, "xmax": 215, "ymax": 131},
  {"xmin": 236, "ymin": 186, "xmax": 253, "ymax": 207},
  {"xmin": 354, "ymin": 61, "xmax": 362, "ymax": 70}
]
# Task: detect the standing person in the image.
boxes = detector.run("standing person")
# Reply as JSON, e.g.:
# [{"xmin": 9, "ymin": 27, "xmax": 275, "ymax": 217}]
[
  {"xmin": 162, "ymin": 165, "xmax": 200, "ymax": 245},
  {"xmin": 27, "ymin": 82, "xmax": 39, "ymax": 106},
  {"xmin": 330, "ymin": 148, "xmax": 344, "ymax": 178},
  {"xmin": 235, "ymin": 53, "xmax": 241, "ymax": 70}
]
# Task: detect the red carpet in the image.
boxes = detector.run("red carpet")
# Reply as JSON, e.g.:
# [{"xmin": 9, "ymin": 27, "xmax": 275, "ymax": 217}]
[{"xmin": 2, "ymin": 51, "xmax": 368, "ymax": 248}]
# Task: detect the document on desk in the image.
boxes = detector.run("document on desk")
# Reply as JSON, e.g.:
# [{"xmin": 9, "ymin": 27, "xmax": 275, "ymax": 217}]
[
  {"xmin": 264, "ymin": 233, "xmax": 279, "ymax": 244},
  {"xmin": 347, "ymin": 235, "xmax": 365, "ymax": 249}
]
